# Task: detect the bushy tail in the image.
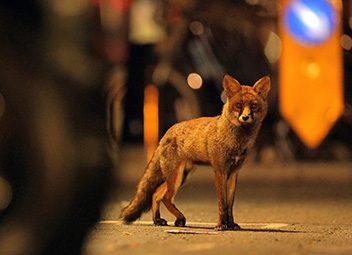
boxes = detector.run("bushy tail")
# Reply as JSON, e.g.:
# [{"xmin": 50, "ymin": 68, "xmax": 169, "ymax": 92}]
[{"xmin": 120, "ymin": 153, "xmax": 163, "ymax": 223}]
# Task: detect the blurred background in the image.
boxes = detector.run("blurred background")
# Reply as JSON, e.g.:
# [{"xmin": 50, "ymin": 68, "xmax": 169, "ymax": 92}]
[{"xmin": 0, "ymin": 0, "xmax": 351, "ymax": 254}]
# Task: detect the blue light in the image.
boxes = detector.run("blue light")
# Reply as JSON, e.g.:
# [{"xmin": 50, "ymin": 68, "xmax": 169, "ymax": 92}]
[{"xmin": 284, "ymin": 0, "xmax": 336, "ymax": 45}]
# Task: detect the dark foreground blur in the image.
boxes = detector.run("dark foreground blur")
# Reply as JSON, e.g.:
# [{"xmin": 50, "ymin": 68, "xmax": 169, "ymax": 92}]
[
  {"xmin": 0, "ymin": 67, "xmax": 111, "ymax": 255},
  {"xmin": 0, "ymin": 1, "xmax": 112, "ymax": 254}
]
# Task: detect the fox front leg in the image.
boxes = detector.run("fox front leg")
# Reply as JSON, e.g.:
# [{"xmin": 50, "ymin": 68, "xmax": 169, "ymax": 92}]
[
  {"xmin": 214, "ymin": 168, "xmax": 229, "ymax": 231},
  {"xmin": 226, "ymin": 172, "xmax": 241, "ymax": 230}
]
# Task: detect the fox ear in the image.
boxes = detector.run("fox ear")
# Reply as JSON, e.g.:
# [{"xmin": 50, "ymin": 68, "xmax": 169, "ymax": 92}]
[
  {"xmin": 223, "ymin": 74, "xmax": 241, "ymax": 98},
  {"xmin": 253, "ymin": 75, "xmax": 271, "ymax": 99}
]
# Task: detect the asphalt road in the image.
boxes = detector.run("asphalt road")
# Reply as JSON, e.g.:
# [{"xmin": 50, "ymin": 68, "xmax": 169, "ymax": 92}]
[{"xmin": 83, "ymin": 146, "xmax": 352, "ymax": 255}]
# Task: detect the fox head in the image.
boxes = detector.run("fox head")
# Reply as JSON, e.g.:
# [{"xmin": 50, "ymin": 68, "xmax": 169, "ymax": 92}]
[{"xmin": 222, "ymin": 74, "xmax": 271, "ymax": 127}]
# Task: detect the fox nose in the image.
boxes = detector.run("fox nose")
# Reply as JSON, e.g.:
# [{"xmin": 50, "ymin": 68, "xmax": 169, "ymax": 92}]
[{"xmin": 239, "ymin": 114, "xmax": 253, "ymax": 123}]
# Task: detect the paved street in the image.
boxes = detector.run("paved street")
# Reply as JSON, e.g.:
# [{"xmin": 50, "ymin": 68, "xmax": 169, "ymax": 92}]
[{"xmin": 83, "ymin": 145, "xmax": 352, "ymax": 255}]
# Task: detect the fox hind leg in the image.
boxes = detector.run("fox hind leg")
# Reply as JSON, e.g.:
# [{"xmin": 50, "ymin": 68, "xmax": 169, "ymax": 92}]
[
  {"xmin": 162, "ymin": 161, "xmax": 189, "ymax": 227},
  {"xmin": 152, "ymin": 182, "xmax": 168, "ymax": 226},
  {"xmin": 162, "ymin": 196, "xmax": 186, "ymax": 227}
]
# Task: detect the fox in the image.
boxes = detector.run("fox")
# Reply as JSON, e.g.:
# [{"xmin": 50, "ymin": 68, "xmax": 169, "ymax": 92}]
[{"xmin": 120, "ymin": 74, "xmax": 271, "ymax": 230}]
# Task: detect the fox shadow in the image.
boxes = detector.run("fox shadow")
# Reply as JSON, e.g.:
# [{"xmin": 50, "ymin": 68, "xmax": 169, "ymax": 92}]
[{"xmin": 181, "ymin": 224, "xmax": 302, "ymax": 234}]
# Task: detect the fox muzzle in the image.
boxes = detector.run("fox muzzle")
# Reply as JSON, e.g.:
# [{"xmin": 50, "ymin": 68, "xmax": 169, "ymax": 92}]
[{"xmin": 239, "ymin": 106, "xmax": 253, "ymax": 124}]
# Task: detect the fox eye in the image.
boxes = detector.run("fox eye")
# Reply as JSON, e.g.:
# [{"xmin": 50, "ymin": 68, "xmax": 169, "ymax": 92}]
[
  {"xmin": 251, "ymin": 103, "xmax": 258, "ymax": 110},
  {"xmin": 235, "ymin": 102, "xmax": 242, "ymax": 109}
]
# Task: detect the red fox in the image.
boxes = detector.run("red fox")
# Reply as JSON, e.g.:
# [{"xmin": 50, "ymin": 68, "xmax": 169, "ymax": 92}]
[{"xmin": 121, "ymin": 74, "xmax": 271, "ymax": 230}]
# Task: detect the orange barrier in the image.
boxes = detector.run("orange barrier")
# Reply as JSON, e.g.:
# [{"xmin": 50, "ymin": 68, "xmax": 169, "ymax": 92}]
[
  {"xmin": 144, "ymin": 84, "xmax": 159, "ymax": 161},
  {"xmin": 279, "ymin": 0, "xmax": 344, "ymax": 148}
]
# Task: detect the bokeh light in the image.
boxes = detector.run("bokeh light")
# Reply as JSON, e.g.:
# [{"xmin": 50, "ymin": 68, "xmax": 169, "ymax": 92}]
[
  {"xmin": 0, "ymin": 93, "xmax": 4, "ymax": 119},
  {"xmin": 300, "ymin": 61, "xmax": 321, "ymax": 79},
  {"xmin": 0, "ymin": 177, "xmax": 12, "ymax": 211},
  {"xmin": 264, "ymin": 32, "xmax": 282, "ymax": 63},
  {"xmin": 340, "ymin": 34, "xmax": 352, "ymax": 51},
  {"xmin": 187, "ymin": 73, "xmax": 203, "ymax": 89},
  {"xmin": 284, "ymin": 0, "xmax": 336, "ymax": 45},
  {"xmin": 189, "ymin": 21, "xmax": 204, "ymax": 36}
]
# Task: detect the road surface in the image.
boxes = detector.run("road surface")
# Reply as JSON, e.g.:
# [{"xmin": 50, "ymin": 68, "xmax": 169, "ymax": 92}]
[{"xmin": 83, "ymin": 145, "xmax": 352, "ymax": 255}]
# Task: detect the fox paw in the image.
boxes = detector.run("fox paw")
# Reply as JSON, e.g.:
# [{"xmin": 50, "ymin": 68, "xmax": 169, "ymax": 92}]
[
  {"xmin": 154, "ymin": 218, "xmax": 168, "ymax": 226},
  {"xmin": 228, "ymin": 222, "xmax": 241, "ymax": 231},
  {"xmin": 174, "ymin": 217, "xmax": 186, "ymax": 227},
  {"xmin": 214, "ymin": 224, "xmax": 228, "ymax": 231}
]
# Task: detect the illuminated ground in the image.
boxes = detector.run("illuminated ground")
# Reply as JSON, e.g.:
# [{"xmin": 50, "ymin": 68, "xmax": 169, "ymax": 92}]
[{"xmin": 83, "ymin": 145, "xmax": 352, "ymax": 255}]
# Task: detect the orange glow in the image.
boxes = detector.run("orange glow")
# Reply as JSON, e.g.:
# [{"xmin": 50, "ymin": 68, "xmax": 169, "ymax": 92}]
[
  {"xmin": 144, "ymin": 84, "xmax": 159, "ymax": 161},
  {"xmin": 279, "ymin": 0, "xmax": 344, "ymax": 149}
]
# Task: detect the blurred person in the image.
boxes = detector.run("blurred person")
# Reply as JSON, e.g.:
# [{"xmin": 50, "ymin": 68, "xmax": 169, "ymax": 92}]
[
  {"xmin": 121, "ymin": 0, "xmax": 164, "ymax": 144},
  {"xmin": 90, "ymin": 0, "xmax": 132, "ymax": 165},
  {"xmin": 95, "ymin": 0, "xmax": 165, "ymax": 153}
]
